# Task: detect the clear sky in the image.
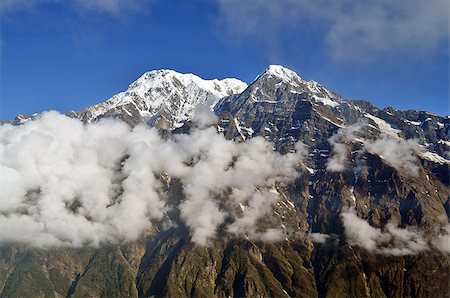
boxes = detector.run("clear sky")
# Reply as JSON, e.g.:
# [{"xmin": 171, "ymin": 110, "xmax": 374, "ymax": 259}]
[{"xmin": 1, "ymin": 0, "xmax": 449, "ymax": 119}]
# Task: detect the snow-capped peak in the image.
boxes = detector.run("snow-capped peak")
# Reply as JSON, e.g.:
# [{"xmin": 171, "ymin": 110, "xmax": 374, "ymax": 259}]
[
  {"xmin": 78, "ymin": 69, "xmax": 247, "ymax": 128},
  {"xmin": 250, "ymin": 65, "xmax": 341, "ymax": 108},
  {"xmin": 128, "ymin": 69, "xmax": 247, "ymax": 100},
  {"xmin": 257, "ymin": 65, "xmax": 303, "ymax": 83}
]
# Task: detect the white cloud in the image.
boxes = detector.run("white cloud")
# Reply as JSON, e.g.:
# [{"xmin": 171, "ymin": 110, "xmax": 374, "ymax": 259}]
[
  {"xmin": 257, "ymin": 228, "xmax": 284, "ymax": 242},
  {"xmin": 309, "ymin": 233, "xmax": 329, "ymax": 244},
  {"xmin": 215, "ymin": 0, "xmax": 299, "ymax": 38},
  {"xmin": 364, "ymin": 135, "xmax": 422, "ymax": 176},
  {"xmin": 215, "ymin": 0, "xmax": 449, "ymax": 62},
  {"xmin": 327, "ymin": 124, "xmax": 363, "ymax": 172},
  {"xmin": 0, "ymin": 110, "xmax": 306, "ymax": 247},
  {"xmin": 433, "ymin": 225, "xmax": 450, "ymax": 254},
  {"xmin": 341, "ymin": 209, "xmax": 428, "ymax": 256},
  {"xmin": 323, "ymin": 0, "xmax": 449, "ymax": 62},
  {"xmin": 192, "ymin": 103, "xmax": 219, "ymax": 129},
  {"xmin": 326, "ymin": 123, "xmax": 423, "ymax": 176}
]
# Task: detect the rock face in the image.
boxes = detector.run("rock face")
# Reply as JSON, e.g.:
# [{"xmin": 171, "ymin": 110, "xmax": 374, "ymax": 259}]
[{"xmin": 1, "ymin": 65, "xmax": 449, "ymax": 297}]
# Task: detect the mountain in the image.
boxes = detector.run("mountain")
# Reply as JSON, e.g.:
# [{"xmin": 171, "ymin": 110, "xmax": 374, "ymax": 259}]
[
  {"xmin": 215, "ymin": 65, "xmax": 448, "ymax": 157},
  {"xmin": 70, "ymin": 69, "xmax": 247, "ymax": 129},
  {"xmin": 0, "ymin": 65, "xmax": 449, "ymax": 298}
]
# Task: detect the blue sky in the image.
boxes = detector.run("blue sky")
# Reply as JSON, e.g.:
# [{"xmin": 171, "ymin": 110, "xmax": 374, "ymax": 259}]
[{"xmin": 1, "ymin": 0, "xmax": 448, "ymax": 119}]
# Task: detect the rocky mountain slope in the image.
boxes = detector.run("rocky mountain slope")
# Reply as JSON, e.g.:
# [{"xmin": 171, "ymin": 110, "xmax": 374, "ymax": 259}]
[{"xmin": 1, "ymin": 65, "xmax": 449, "ymax": 297}]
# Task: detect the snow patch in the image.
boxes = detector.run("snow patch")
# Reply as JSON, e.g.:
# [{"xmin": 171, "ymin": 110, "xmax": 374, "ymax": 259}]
[
  {"xmin": 404, "ymin": 119, "xmax": 421, "ymax": 126},
  {"xmin": 438, "ymin": 139, "xmax": 450, "ymax": 147},
  {"xmin": 349, "ymin": 187, "xmax": 356, "ymax": 203},
  {"xmin": 312, "ymin": 95, "xmax": 340, "ymax": 107},
  {"xmin": 315, "ymin": 111, "xmax": 345, "ymax": 128},
  {"xmin": 419, "ymin": 151, "xmax": 450, "ymax": 164},
  {"xmin": 233, "ymin": 117, "xmax": 246, "ymax": 140},
  {"xmin": 364, "ymin": 113, "xmax": 400, "ymax": 138}
]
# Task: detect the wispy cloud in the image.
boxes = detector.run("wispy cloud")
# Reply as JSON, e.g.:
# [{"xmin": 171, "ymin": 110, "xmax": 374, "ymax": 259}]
[
  {"xmin": 433, "ymin": 225, "xmax": 450, "ymax": 254},
  {"xmin": 309, "ymin": 232, "xmax": 329, "ymax": 244},
  {"xmin": 0, "ymin": 0, "xmax": 154, "ymax": 51},
  {"xmin": 327, "ymin": 123, "xmax": 363, "ymax": 172},
  {"xmin": 341, "ymin": 209, "xmax": 429, "ymax": 256},
  {"xmin": 215, "ymin": 0, "xmax": 449, "ymax": 63},
  {"xmin": 342, "ymin": 209, "xmax": 450, "ymax": 255},
  {"xmin": 326, "ymin": 123, "xmax": 423, "ymax": 176},
  {"xmin": 0, "ymin": 0, "xmax": 153, "ymax": 18},
  {"xmin": 73, "ymin": 0, "xmax": 152, "ymax": 17},
  {"xmin": 364, "ymin": 135, "xmax": 423, "ymax": 176},
  {"xmin": 0, "ymin": 0, "xmax": 51, "ymax": 15}
]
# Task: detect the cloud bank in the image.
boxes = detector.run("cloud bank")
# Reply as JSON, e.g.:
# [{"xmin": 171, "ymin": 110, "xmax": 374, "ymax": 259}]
[{"xmin": 0, "ymin": 110, "xmax": 306, "ymax": 247}]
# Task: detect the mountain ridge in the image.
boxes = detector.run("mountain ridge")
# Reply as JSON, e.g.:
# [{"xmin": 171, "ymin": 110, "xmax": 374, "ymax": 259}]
[
  {"xmin": 0, "ymin": 64, "xmax": 448, "ymax": 297},
  {"xmin": 8, "ymin": 65, "xmax": 450, "ymax": 168},
  {"xmin": 71, "ymin": 65, "xmax": 449, "ymax": 166}
]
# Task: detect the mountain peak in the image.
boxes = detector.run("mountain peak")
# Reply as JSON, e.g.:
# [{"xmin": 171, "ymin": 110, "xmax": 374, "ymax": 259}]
[
  {"xmin": 128, "ymin": 69, "xmax": 247, "ymax": 98},
  {"xmin": 77, "ymin": 68, "xmax": 247, "ymax": 128},
  {"xmin": 257, "ymin": 65, "xmax": 302, "ymax": 83}
]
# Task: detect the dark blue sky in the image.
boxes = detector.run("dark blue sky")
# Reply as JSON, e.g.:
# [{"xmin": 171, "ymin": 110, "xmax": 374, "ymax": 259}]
[{"xmin": 1, "ymin": 0, "xmax": 448, "ymax": 119}]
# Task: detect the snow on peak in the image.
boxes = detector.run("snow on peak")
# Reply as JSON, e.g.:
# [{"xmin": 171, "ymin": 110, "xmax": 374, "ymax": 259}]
[
  {"xmin": 81, "ymin": 69, "xmax": 247, "ymax": 127},
  {"xmin": 220, "ymin": 78, "xmax": 249, "ymax": 95},
  {"xmin": 257, "ymin": 65, "xmax": 303, "ymax": 83},
  {"xmin": 250, "ymin": 65, "xmax": 341, "ymax": 108},
  {"xmin": 128, "ymin": 69, "xmax": 247, "ymax": 99}
]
